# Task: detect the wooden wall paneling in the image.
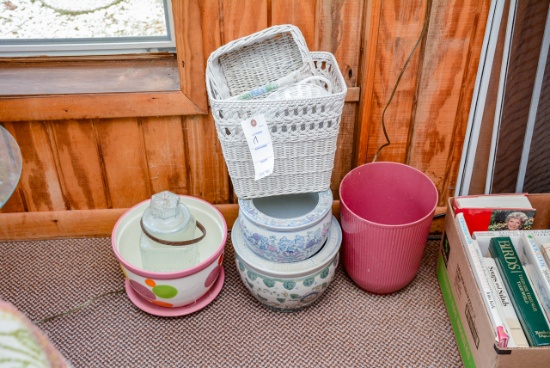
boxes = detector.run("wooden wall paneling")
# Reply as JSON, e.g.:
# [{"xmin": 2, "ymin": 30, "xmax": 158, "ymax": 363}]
[
  {"xmin": 270, "ymin": 0, "xmax": 317, "ymax": 47},
  {"xmin": 0, "ymin": 186, "xmax": 25, "ymax": 213},
  {"xmin": 141, "ymin": 116, "xmax": 189, "ymax": 195},
  {"xmin": 408, "ymin": 0, "xmax": 482, "ymax": 205},
  {"xmin": 172, "ymin": 0, "xmax": 208, "ymax": 113},
  {"xmin": 93, "ymin": 118, "xmax": 151, "ymax": 208},
  {"xmin": 190, "ymin": 0, "xmax": 231, "ymax": 204},
  {"xmin": 171, "ymin": 1, "xmax": 230, "ymax": 205},
  {"xmin": 0, "ymin": 209, "xmax": 127, "ymax": 240},
  {"xmin": 364, "ymin": 0, "xmax": 428, "ymax": 163},
  {"xmin": 50, "ymin": 120, "xmax": 108, "ymax": 210},
  {"xmin": 197, "ymin": 0, "xmax": 222, "ymax": 66},
  {"xmin": 315, "ymin": 0, "xmax": 364, "ymax": 197},
  {"xmin": 0, "ymin": 58, "xmax": 180, "ymax": 96},
  {"xmin": 355, "ymin": 0, "xmax": 382, "ymax": 166},
  {"xmin": 316, "ymin": 0, "xmax": 364, "ymax": 82},
  {"xmin": 331, "ymin": 103, "xmax": 357, "ymax": 198},
  {"xmin": 7, "ymin": 121, "xmax": 66, "ymax": 212},
  {"xmin": 491, "ymin": 0, "xmax": 550, "ymax": 193},
  {"xmin": 0, "ymin": 0, "xmax": 496, "ymax": 238},
  {"xmin": 0, "ymin": 92, "xmax": 204, "ymax": 122},
  {"xmin": 182, "ymin": 114, "xmax": 230, "ymax": 204},
  {"xmin": 441, "ymin": 0, "xmax": 491, "ymax": 202},
  {"xmin": 220, "ymin": 0, "xmax": 269, "ymax": 43}
]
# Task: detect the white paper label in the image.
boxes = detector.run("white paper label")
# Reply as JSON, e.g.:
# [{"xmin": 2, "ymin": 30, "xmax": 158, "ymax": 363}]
[{"xmin": 240, "ymin": 114, "xmax": 274, "ymax": 180}]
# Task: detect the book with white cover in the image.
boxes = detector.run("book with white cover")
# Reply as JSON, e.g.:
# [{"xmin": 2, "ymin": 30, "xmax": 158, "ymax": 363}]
[
  {"xmin": 528, "ymin": 230, "xmax": 550, "ymax": 267},
  {"xmin": 483, "ymin": 257, "xmax": 529, "ymax": 347},
  {"xmin": 455, "ymin": 212, "xmax": 509, "ymax": 347},
  {"xmin": 455, "ymin": 194, "xmax": 533, "ymax": 208},
  {"xmin": 520, "ymin": 232, "xmax": 550, "ymax": 322}
]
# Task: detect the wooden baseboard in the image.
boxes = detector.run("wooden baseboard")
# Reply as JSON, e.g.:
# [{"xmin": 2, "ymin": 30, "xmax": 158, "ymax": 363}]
[{"xmin": 0, "ymin": 202, "xmax": 446, "ymax": 241}]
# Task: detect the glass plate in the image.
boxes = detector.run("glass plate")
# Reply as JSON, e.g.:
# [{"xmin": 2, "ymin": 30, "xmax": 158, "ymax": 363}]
[{"xmin": 0, "ymin": 126, "xmax": 22, "ymax": 208}]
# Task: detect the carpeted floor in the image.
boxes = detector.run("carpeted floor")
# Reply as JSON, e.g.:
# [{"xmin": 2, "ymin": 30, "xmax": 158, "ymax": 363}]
[{"xmin": 0, "ymin": 235, "xmax": 463, "ymax": 367}]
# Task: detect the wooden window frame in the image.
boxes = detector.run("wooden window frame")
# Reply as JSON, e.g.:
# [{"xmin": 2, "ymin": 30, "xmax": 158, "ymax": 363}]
[{"xmin": 0, "ymin": 1, "xmax": 207, "ymax": 122}]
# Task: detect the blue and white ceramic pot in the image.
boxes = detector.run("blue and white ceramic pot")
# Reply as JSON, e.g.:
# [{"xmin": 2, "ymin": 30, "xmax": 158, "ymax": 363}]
[
  {"xmin": 238, "ymin": 190, "xmax": 333, "ymax": 263},
  {"xmin": 232, "ymin": 217, "xmax": 341, "ymax": 312}
]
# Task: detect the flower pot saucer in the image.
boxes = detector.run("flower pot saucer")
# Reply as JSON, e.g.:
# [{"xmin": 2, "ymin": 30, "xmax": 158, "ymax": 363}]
[{"xmin": 125, "ymin": 266, "xmax": 225, "ymax": 317}]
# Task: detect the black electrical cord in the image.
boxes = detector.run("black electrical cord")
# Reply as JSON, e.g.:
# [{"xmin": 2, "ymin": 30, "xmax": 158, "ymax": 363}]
[{"xmin": 372, "ymin": 0, "xmax": 431, "ymax": 162}]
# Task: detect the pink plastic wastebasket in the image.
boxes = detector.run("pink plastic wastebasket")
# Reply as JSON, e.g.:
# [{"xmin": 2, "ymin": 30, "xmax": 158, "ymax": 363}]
[{"xmin": 339, "ymin": 162, "xmax": 438, "ymax": 294}]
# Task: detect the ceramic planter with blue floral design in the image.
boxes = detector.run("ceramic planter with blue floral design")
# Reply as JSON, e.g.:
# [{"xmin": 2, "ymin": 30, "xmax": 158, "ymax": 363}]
[
  {"xmin": 232, "ymin": 217, "xmax": 341, "ymax": 312},
  {"xmin": 238, "ymin": 190, "xmax": 333, "ymax": 263}
]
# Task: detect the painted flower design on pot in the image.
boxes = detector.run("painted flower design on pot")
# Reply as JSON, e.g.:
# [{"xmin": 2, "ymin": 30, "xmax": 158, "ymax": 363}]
[
  {"xmin": 249, "ymin": 232, "xmax": 270, "ymax": 249},
  {"xmin": 241, "ymin": 222, "xmax": 326, "ymax": 262},
  {"xmin": 234, "ymin": 253, "xmax": 339, "ymax": 312}
]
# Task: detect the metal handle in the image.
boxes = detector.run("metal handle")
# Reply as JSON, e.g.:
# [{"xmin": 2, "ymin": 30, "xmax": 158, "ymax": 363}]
[{"xmin": 140, "ymin": 219, "xmax": 206, "ymax": 246}]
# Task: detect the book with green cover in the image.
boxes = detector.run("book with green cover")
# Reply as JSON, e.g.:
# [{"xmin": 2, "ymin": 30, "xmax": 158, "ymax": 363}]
[{"xmin": 489, "ymin": 236, "xmax": 550, "ymax": 346}]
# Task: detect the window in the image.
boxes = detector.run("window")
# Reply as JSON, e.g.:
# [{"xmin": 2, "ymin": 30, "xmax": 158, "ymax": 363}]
[
  {"xmin": 0, "ymin": 0, "xmax": 175, "ymax": 56},
  {"xmin": 0, "ymin": 0, "xmax": 207, "ymax": 120}
]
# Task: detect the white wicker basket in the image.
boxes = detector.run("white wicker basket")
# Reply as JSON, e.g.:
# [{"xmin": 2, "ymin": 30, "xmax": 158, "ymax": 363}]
[{"xmin": 206, "ymin": 26, "xmax": 347, "ymax": 199}]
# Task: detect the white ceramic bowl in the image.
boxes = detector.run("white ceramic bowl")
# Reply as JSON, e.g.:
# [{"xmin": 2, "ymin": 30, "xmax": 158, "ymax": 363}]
[
  {"xmin": 232, "ymin": 216, "xmax": 341, "ymax": 312},
  {"xmin": 112, "ymin": 195, "xmax": 226, "ymax": 309},
  {"xmin": 238, "ymin": 190, "xmax": 333, "ymax": 263}
]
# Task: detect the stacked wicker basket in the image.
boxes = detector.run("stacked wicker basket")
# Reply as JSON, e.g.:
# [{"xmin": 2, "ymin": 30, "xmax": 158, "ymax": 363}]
[{"xmin": 206, "ymin": 25, "xmax": 347, "ymax": 311}]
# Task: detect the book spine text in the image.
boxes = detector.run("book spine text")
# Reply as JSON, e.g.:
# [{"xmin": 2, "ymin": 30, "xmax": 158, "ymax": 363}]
[{"xmin": 489, "ymin": 237, "xmax": 550, "ymax": 346}]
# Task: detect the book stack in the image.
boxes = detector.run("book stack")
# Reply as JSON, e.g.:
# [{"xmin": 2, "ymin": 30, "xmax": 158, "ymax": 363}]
[
  {"xmin": 488, "ymin": 236, "xmax": 550, "ymax": 346},
  {"xmin": 482, "ymin": 257, "xmax": 529, "ymax": 347},
  {"xmin": 454, "ymin": 213, "xmax": 512, "ymax": 347},
  {"xmin": 454, "ymin": 194, "xmax": 550, "ymax": 347}
]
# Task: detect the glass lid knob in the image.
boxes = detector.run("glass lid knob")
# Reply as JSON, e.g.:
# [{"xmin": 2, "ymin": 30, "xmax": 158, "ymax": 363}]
[{"xmin": 149, "ymin": 190, "xmax": 180, "ymax": 219}]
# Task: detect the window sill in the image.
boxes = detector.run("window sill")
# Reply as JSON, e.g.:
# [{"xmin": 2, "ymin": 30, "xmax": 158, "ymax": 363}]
[{"xmin": 0, "ymin": 54, "xmax": 205, "ymax": 121}]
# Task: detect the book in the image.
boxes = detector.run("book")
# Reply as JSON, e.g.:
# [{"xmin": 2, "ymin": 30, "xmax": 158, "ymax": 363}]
[
  {"xmin": 455, "ymin": 213, "xmax": 509, "ymax": 347},
  {"xmin": 489, "ymin": 236, "xmax": 550, "ymax": 346},
  {"xmin": 529, "ymin": 230, "xmax": 550, "ymax": 268},
  {"xmin": 454, "ymin": 194, "xmax": 536, "ymax": 235},
  {"xmin": 520, "ymin": 232, "xmax": 550, "ymax": 321},
  {"xmin": 483, "ymin": 257, "xmax": 529, "ymax": 347}
]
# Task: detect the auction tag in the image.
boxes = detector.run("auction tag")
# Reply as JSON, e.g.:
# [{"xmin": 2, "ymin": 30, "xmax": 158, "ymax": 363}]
[{"xmin": 240, "ymin": 114, "xmax": 274, "ymax": 180}]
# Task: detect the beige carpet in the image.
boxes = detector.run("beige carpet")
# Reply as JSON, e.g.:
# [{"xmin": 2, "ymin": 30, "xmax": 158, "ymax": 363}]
[{"xmin": 0, "ymin": 235, "xmax": 463, "ymax": 367}]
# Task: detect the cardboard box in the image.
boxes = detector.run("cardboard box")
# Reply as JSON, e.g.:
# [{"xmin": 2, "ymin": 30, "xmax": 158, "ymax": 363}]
[{"xmin": 437, "ymin": 194, "xmax": 550, "ymax": 368}]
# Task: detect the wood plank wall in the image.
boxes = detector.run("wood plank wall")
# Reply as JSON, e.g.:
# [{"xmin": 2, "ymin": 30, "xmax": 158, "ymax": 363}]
[{"xmin": 0, "ymin": 0, "xmax": 490, "ymax": 240}]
